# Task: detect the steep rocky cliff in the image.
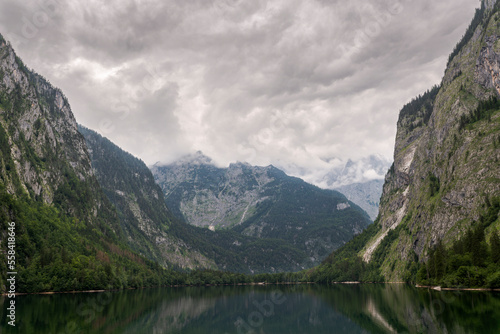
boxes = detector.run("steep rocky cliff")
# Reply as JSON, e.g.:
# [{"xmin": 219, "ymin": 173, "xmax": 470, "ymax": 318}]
[
  {"xmin": 0, "ymin": 35, "xmax": 114, "ymax": 226},
  {"xmin": 360, "ymin": 0, "xmax": 500, "ymax": 280}
]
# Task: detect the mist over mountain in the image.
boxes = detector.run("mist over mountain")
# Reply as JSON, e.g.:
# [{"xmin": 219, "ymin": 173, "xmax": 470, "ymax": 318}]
[{"xmin": 335, "ymin": 180, "xmax": 385, "ymax": 221}]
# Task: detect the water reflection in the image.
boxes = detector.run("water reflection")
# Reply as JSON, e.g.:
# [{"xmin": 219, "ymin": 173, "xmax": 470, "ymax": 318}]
[
  {"xmin": 313, "ymin": 284, "xmax": 500, "ymax": 334},
  {"xmin": 1, "ymin": 284, "xmax": 499, "ymax": 333}
]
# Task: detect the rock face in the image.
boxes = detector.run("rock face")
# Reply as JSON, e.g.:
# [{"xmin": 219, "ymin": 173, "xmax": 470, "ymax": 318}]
[
  {"xmin": 152, "ymin": 153, "xmax": 273, "ymax": 230},
  {"xmin": 151, "ymin": 152, "xmax": 372, "ymax": 265},
  {"xmin": 0, "ymin": 34, "xmax": 117, "ymax": 228},
  {"xmin": 361, "ymin": 2, "xmax": 500, "ymax": 280}
]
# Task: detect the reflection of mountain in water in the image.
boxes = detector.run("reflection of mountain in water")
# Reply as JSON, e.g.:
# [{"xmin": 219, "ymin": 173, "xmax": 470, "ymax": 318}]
[
  {"xmin": 314, "ymin": 284, "xmax": 500, "ymax": 334},
  {"xmin": 123, "ymin": 294, "xmax": 216, "ymax": 334},
  {"xmin": 2, "ymin": 285, "xmax": 499, "ymax": 333},
  {"xmin": 366, "ymin": 298, "xmax": 396, "ymax": 334}
]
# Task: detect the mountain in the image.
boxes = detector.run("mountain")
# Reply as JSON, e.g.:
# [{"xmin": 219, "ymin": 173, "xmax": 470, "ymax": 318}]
[
  {"xmin": 78, "ymin": 126, "xmax": 215, "ymax": 270},
  {"xmin": 151, "ymin": 152, "xmax": 372, "ymax": 265},
  {"xmin": 323, "ymin": 155, "xmax": 392, "ymax": 220},
  {"xmin": 0, "ymin": 34, "xmax": 172, "ymax": 293},
  {"xmin": 335, "ymin": 180, "xmax": 385, "ymax": 221},
  {"xmin": 77, "ymin": 133, "xmax": 311, "ymax": 273},
  {"xmin": 312, "ymin": 0, "xmax": 500, "ymax": 286},
  {"xmin": 322, "ymin": 155, "xmax": 392, "ymax": 189}
]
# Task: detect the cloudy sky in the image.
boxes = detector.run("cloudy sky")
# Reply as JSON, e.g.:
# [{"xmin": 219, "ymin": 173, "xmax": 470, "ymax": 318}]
[{"xmin": 0, "ymin": 0, "xmax": 478, "ymax": 186}]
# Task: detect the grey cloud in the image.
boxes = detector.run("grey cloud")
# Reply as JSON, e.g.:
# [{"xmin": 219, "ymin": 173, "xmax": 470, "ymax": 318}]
[{"xmin": 0, "ymin": 0, "xmax": 479, "ymax": 185}]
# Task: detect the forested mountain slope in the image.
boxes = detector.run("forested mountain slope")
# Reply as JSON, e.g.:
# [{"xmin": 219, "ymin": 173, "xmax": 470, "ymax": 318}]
[{"xmin": 79, "ymin": 126, "xmax": 215, "ymax": 270}]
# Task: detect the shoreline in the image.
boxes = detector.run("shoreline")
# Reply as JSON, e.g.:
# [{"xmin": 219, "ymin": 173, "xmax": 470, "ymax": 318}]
[
  {"xmin": 4, "ymin": 281, "xmax": 500, "ymax": 296},
  {"xmin": 415, "ymin": 284, "xmax": 500, "ymax": 292},
  {"xmin": 1, "ymin": 281, "xmax": 317, "ymax": 297}
]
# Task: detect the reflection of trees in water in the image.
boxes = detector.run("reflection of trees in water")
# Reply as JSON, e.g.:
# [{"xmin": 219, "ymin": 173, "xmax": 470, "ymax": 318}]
[
  {"xmin": 3, "ymin": 285, "xmax": 500, "ymax": 333},
  {"xmin": 150, "ymin": 296, "xmax": 216, "ymax": 332},
  {"xmin": 313, "ymin": 283, "xmax": 500, "ymax": 334},
  {"xmin": 120, "ymin": 287, "xmax": 248, "ymax": 333}
]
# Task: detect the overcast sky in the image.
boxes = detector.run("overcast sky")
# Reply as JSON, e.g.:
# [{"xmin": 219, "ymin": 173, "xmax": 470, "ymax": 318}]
[{"xmin": 0, "ymin": 0, "xmax": 479, "ymax": 186}]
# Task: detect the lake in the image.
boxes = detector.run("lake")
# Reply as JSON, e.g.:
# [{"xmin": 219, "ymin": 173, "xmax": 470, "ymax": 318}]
[{"xmin": 1, "ymin": 284, "xmax": 499, "ymax": 333}]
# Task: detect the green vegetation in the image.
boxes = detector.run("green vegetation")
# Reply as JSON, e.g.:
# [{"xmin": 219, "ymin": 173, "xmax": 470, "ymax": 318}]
[
  {"xmin": 79, "ymin": 125, "xmax": 177, "ymax": 266},
  {"xmin": 0, "ymin": 186, "xmax": 174, "ymax": 293},
  {"xmin": 232, "ymin": 169, "xmax": 371, "ymax": 250},
  {"xmin": 459, "ymin": 95, "xmax": 500, "ymax": 130},
  {"xmin": 428, "ymin": 173, "xmax": 440, "ymax": 198},
  {"xmin": 167, "ymin": 217, "xmax": 309, "ymax": 273},
  {"xmin": 397, "ymin": 85, "xmax": 440, "ymax": 130},
  {"xmin": 447, "ymin": 1, "xmax": 486, "ymax": 66},
  {"xmin": 417, "ymin": 197, "xmax": 500, "ymax": 288},
  {"xmin": 308, "ymin": 221, "xmax": 383, "ymax": 283}
]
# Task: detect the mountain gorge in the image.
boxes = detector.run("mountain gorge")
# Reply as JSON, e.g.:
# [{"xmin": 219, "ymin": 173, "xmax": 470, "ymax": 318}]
[
  {"xmin": 151, "ymin": 152, "xmax": 371, "ymax": 264},
  {"xmin": 2, "ymin": 0, "xmax": 497, "ymax": 294},
  {"xmin": 313, "ymin": 0, "xmax": 500, "ymax": 286},
  {"xmin": 79, "ymin": 127, "xmax": 311, "ymax": 273}
]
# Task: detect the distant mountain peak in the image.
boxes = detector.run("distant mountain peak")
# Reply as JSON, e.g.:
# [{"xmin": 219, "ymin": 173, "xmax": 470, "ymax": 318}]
[
  {"xmin": 154, "ymin": 151, "xmax": 214, "ymax": 168},
  {"xmin": 323, "ymin": 155, "xmax": 392, "ymax": 189}
]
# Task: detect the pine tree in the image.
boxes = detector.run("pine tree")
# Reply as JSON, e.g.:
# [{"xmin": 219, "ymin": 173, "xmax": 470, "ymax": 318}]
[
  {"xmin": 471, "ymin": 223, "xmax": 487, "ymax": 267},
  {"xmin": 433, "ymin": 240, "xmax": 446, "ymax": 281},
  {"xmin": 491, "ymin": 232, "xmax": 500, "ymax": 264}
]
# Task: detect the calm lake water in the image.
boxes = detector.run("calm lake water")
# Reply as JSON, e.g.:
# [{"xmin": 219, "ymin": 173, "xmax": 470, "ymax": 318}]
[{"xmin": 1, "ymin": 284, "xmax": 499, "ymax": 333}]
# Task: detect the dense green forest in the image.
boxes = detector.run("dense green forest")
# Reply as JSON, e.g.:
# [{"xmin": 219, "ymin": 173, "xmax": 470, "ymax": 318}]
[
  {"xmin": 447, "ymin": 1, "xmax": 486, "ymax": 66},
  {"xmin": 0, "ymin": 186, "xmax": 172, "ymax": 293},
  {"xmin": 397, "ymin": 85, "xmax": 440, "ymax": 131},
  {"xmin": 417, "ymin": 197, "xmax": 500, "ymax": 288},
  {"xmin": 307, "ymin": 221, "xmax": 385, "ymax": 284}
]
